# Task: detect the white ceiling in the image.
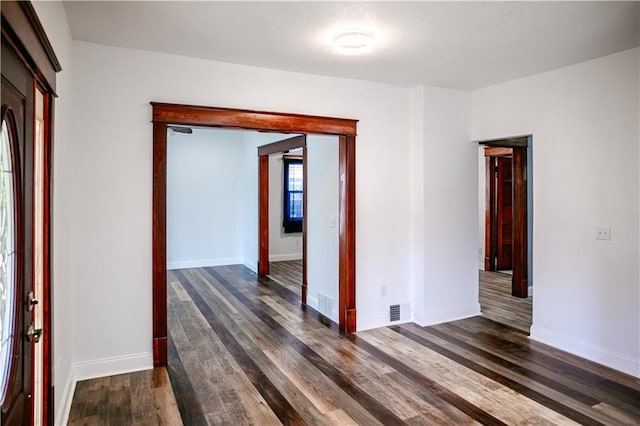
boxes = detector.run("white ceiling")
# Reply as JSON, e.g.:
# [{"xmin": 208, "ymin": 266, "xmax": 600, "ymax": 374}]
[{"xmin": 62, "ymin": 1, "xmax": 640, "ymax": 90}]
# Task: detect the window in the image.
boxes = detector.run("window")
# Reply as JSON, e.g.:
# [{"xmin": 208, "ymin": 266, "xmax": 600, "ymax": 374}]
[{"xmin": 283, "ymin": 157, "xmax": 303, "ymax": 233}]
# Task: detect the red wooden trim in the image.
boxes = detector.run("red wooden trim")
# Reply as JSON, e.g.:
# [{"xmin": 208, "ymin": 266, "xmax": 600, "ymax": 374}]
[
  {"xmin": 152, "ymin": 122, "xmax": 167, "ymax": 366},
  {"xmin": 482, "ymin": 139, "xmax": 529, "ymax": 297},
  {"xmin": 153, "ymin": 337, "xmax": 167, "ymax": 367},
  {"xmin": 483, "ymin": 147, "xmax": 513, "ymax": 158},
  {"xmin": 2, "ymin": 6, "xmax": 60, "ymax": 420},
  {"xmin": 151, "ymin": 103, "xmax": 357, "ymax": 136},
  {"xmin": 152, "ymin": 103, "xmax": 358, "ymax": 366},
  {"xmin": 1, "ymin": 0, "xmax": 59, "ymax": 93},
  {"xmin": 257, "ymin": 135, "xmax": 306, "ymax": 156},
  {"xmin": 475, "ymin": 135, "xmax": 529, "ymax": 148},
  {"xmin": 40, "ymin": 87, "xmax": 53, "ymax": 426},
  {"xmin": 339, "ymin": 136, "xmax": 357, "ymax": 333},
  {"xmin": 258, "ymin": 156, "xmax": 269, "ymax": 276},
  {"xmin": 301, "ymin": 146, "xmax": 308, "ymax": 306},
  {"xmin": 484, "ymin": 157, "xmax": 494, "ymax": 271},
  {"xmin": 512, "ymin": 147, "xmax": 528, "ymax": 297}
]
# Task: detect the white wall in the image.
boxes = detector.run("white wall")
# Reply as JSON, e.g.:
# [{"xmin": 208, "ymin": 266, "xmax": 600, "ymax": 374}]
[
  {"xmin": 268, "ymin": 153, "xmax": 303, "ymax": 261},
  {"xmin": 306, "ymin": 136, "xmax": 340, "ymax": 321},
  {"xmin": 240, "ymin": 131, "xmax": 292, "ymax": 272},
  {"xmin": 409, "ymin": 87, "xmax": 426, "ymax": 324},
  {"xmin": 30, "ymin": 1, "xmax": 76, "ymax": 424},
  {"xmin": 472, "ymin": 48, "xmax": 640, "ymax": 377},
  {"xmin": 66, "ymin": 40, "xmax": 412, "ymax": 376},
  {"xmin": 412, "ymin": 86, "xmax": 481, "ymax": 325},
  {"xmin": 167, "ymin": 128, "xmax": 246, "ymax": 269}
]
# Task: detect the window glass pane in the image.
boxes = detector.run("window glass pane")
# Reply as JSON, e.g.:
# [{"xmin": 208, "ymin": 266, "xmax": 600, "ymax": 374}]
[
  {"xmin": 289, "ymin": 192, "xmax": 303, "ymax": 219},
  {"xmin": 288, "ymin": 163, "xmax": 303, "ymax": 191},
  {"xmin": 0, "ymin": 119, "xmax": 16, "ymax": 401}
]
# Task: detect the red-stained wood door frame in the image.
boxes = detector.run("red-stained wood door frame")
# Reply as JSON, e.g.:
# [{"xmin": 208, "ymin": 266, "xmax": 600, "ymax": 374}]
[
  {"xmin": 256, "ymin": 134, "xmax": 307, "ymax": 276},
  {"xmin": 2, "ymin": 2, "xmax": 61, "ymax": 424},
  {"xmin": 256, "ymin": 135, "xmax": 308, "ymax": 307},
  {"xmin": 479, "ymin": 136, "xmax": 530, "ymax": 298},
  {"xmin": 151, "ymin": 103, "xmax": 358, "ymax": 366}
]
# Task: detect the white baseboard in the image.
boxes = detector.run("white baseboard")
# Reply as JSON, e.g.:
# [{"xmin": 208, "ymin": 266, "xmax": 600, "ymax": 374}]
[
  {"xmin": 357, "ymin": 315, "xmax": 413, "ymax": 331},
  {"xmin": 167, "ymin": 257, "xmax": 243, "ymax": 270},
  {"xmin": 307, "ymin": 295, "xmax": 318, "ymax": 311},
  {"xmin": 54, "ymin": 368, "xmax": 76, "ymax": 426},
  {"xmin": 243, "ymin": 260, "xmax": 257, "ymax": 273},
  {"xmin": 73, "ymin": 352, "xmax": 153, "ymax": 381},
  {"xmin": 269, "ymin": 253, "xmax": 303, "ymax": 262},
  {"xmin": 530, "ymin": 325, "xmax": 640, "ymax": 378},
  {"xmin": 55, "ymin": 352, "xmax": 153, "ymax": 425},
  {"xmin": 413, "ymin": 303, "xmax": 481, "ymax": 327},
  {"xmin": 356, "ymin": 303, "xmax": 413, "ymax": 332}
]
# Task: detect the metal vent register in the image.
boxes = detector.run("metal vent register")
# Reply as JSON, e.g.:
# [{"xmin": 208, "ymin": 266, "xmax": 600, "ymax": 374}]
[{"xmin": 389, "ymin": 304, "xmax": 401, "ymax": 322}]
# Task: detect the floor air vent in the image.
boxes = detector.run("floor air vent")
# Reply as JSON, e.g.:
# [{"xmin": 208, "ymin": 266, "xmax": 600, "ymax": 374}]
[
  {"xmin": 389, "ymin": 304, "xmax": 401, "ymax": 322},
  {"xmin": 389, "ymin": 303, "xmax": 410, "ymax": 322}
]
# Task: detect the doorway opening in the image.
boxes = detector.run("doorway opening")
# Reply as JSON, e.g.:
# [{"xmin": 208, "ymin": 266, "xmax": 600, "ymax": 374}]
[
  {"xmin": 258, "ymin": 134, "xmax": 341, "ymax": 324},
  {"xmin": 257, "ymin": 135, "xmax": 307, "ymax": 301},
  {"xmin": 152, "ymin": 103, "xmax": 357, "ymax": 367},
  {"xmin": 478, "ymin": 136, "xmax": 532, "ymax": 333}
]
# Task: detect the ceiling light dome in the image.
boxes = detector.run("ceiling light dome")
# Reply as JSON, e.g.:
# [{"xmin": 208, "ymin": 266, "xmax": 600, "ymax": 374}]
[{"xmin": 334, "ymin": 29, "xmax": 374, "ymax": 54}]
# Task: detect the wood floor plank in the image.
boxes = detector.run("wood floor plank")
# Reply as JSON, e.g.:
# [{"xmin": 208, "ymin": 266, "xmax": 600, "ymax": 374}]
[
  {"xmin": 459, "ymin": 315, "xmax": 640, "ymax": 391},
  {"xmin": 395, "ymin": 323, "xmax": 619, "ymax": 425},
  {"xmin": 68, "ymin": 369, "xmax": 182, "ymax": 426},
  {"xmin": 357, "ymin": 331, "xmax": 520, "ymax": 423},
  {"xmin": 68, "ymin": 262, "xmax": 640, "ymax": 426},
  {"xmin": 169, "ymin": 274, "xmax": 266, "ymax": 425},
  {"xmin": 430, "ymin": 319, "xmax": 640, "ymax": 416},
  {"xmin": 200, "ymin": 266, "xmax": 408, "ymax": 425},
  {"xmin": 189, "ymin": 272, "xmax": 386, "ymax": 426},
  {"xmin": 183, "ymin": 270, "xmax": 333, "ymax": 425},
  {"xmin": 357, "ymin": 327, "xmax": 577, "ymax": 425},
  {"xmin": 174, "ymin": 269, "xmax": 309, "ymax": 425},
  {"xmin": 479, "ymin": 270, "xmax": 532, "ymax": 333},
  {"xmin": 268, "ymin": 260, "xmax": 303, "ymax": 294}
]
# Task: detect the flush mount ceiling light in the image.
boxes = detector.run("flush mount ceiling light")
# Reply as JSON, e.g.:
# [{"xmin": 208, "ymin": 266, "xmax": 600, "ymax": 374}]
[{"xmin": 333, "ymin": 29, "xmax": 374, "ymax": 54}]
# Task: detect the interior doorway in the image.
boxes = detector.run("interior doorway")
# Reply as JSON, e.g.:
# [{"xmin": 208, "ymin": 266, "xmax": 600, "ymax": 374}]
[
  {"xmin": 151, "ymin": 103, "xmax": 357, "ymax": 367},
  {"xmin": 257, "ymin": 134, "xmax": 308, "ymax": 305},
  {"xmin": 477, "ymin": 136, "xmax": 532, "ymax": 333},
  {"xmin": 484, "ymin": 148, "xmax": 514, "ymax": 274},
  {"xmin": 480, "ymin": 138, "xmax": 529, "ymax": 297}
]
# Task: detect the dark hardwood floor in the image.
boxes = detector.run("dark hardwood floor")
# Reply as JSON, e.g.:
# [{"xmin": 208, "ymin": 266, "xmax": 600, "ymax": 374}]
[
  {"xmin": 67, "ymin": 367, "xmax": 182, "ymax": 425},
  {"xmin": 268, "ymin": 259, "xmax": 303, "ymax": 294},
  {"xmin": 268, "ymin": 261, "xmax": 533, "ymax": 333},
  {"xmin": 479, "ymin": 270, "xmax": 532, "ymax": 333},
  {"xmin": 164, "ymin": 265, "xmax": 640, "ymax": 425}
]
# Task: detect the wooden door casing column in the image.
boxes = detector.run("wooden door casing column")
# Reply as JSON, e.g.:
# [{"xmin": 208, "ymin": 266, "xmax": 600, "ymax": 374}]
[
  {"xmin": 152, "ymin": 121, "xmax": 168, "ymax": 365},
  {"xmin": 496, "ymin": 157, "xmax": 513, "ymax": 270},
  {"xmin": 480, "ymin": 138, "xmax": 529, "ymax": 298},
  {"xmin": 256, "ymin": 135, "xmax": 307, "ymax": 304},
  {"xmin": 151, "ymin": 103, "xmax": 358, "ymax": 366},
  {"xmin": 511, "ymin": 147, "xmax": 528, "ymax": 297},
  {"xmin": 257, "ymin": 134, "xmax": 307, "ymax": 277},
  {"xmin": 302, "ymin": 146, "xmax": 308, "ymax": 306},
  {"xmin": 258, "ymin": 155, "xmax": 269, "ymax": 276},
  {"xmin": 1, "ymin": 2, "xmax": 60, "ymax": 424},
  {"xmin": 339, "ymin": 135, "xmax": 356, "ymax": 332}
]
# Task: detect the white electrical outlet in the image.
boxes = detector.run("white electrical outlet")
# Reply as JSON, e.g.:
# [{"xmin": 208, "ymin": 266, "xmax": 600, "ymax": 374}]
[
  {"xmin": 380, "ymin": 285, "xmax": 387, "ymax": 297},
  {"xmin": 596, "ymin": 227, "xmax": 611, "ymax": 241}
]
